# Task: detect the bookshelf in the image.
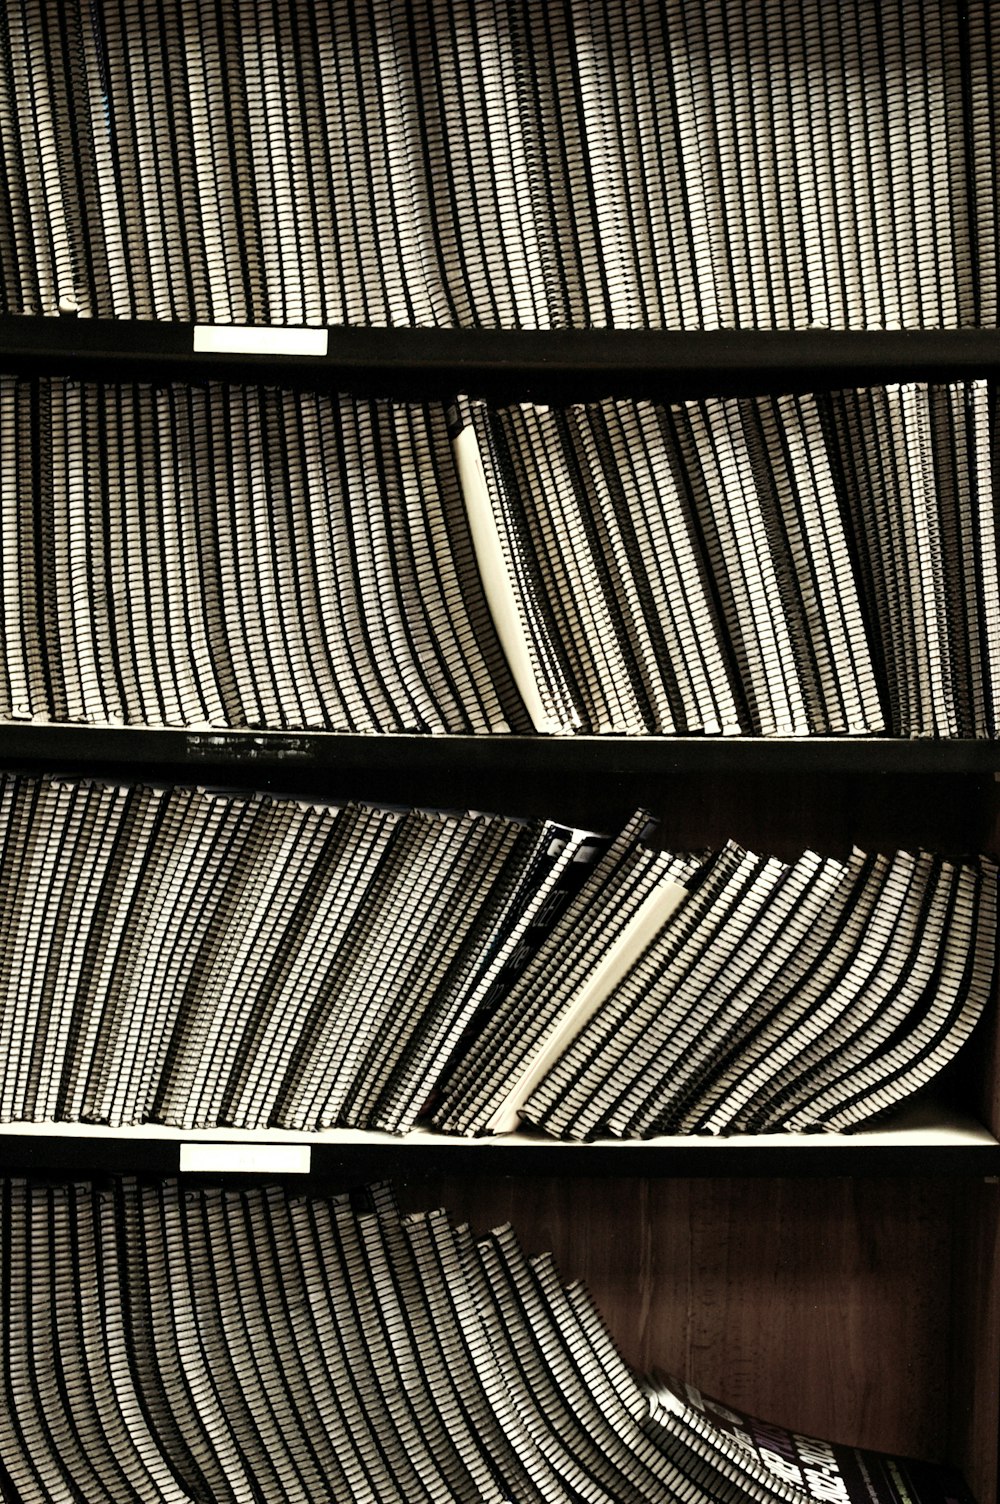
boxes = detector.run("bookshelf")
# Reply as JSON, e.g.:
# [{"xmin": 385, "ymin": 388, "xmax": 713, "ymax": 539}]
[
  {"xmin": 2, "ymin": 0, "xmax": 998, "ymax": 1495},
  {"xmin": 0, "ymin": 1102, "xmax": 993, "ymax": 1178},
  {"xmin": 0, "ymin": 316, "xmax": 997, "ymax": 1500}
]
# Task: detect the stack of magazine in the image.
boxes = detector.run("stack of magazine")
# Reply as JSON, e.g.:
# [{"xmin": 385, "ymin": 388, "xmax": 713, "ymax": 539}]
[
  {"xmin": 0, "ymin": 375, "xmax": 523, "ymax": 734},
  {"xmin": 0, "ymin": 773, "xmax": 607, "ymax": 1133},
  {"xmin": 508, "ymin": 844, "xmax": 998, "ymax": 1140},
  {"xmin": 0, "ymin": 1176, "xmax": 975, "ymax": 1503},
  {"xmin": 642, "ymin": 1373, "xmax": 976, "ymax": 1504},
  {"xmin": 458, "ymin": 382, "xmax": 1000, "ymax": 737},
  {"xmin": 2, "ymin": 372, "xmax": 1000, "ymax": 740},
  {"xmin": 432, "ymin": 823, "xmax": 997, "ymax": 1139},
  {"xmin": 0, "ymin": 772, "xmax": 991, "ymax": 1142},
  {"xmin": 0, "ymin": 0, "xmax": 995, "ymax": 328}
]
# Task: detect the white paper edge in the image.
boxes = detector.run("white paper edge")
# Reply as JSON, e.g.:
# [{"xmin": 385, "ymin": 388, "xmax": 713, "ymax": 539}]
[
  {"xmin": 179, "ymin": 1142, "xmax": 311, "ymax": 1174},
  {"xmin": 193, "ymin": 325, "xmax": 329, "ymax": 357},
  {"xmin": 485, "ymin": 879, "xmax": 689, "ymax": 1134},
  {"xmin": 452, "ymin": 424, "xmax": 560, "ymax": 733}
]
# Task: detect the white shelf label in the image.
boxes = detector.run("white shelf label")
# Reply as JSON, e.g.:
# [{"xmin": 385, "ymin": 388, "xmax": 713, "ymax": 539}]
[
  {"xmin": 179, "ymin": 1142, "xmax": 312, "ymax": 1174},
  {"xmin": 193, "ymin": 326, "xmax": 329, "ymax": 357}
]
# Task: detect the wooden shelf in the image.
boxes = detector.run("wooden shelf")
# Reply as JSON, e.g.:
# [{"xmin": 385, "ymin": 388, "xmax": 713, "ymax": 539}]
[
  {"xmin": 3, "ymin": 317, "xmax": 1000, "ymax": 400},
  {"xmin": 0, "ymin": 724, "xmax": 998, "ymax": 775},
  {"xmin": 0, "ymin": 1103, "xmax": 994, "ymax": 1179}
]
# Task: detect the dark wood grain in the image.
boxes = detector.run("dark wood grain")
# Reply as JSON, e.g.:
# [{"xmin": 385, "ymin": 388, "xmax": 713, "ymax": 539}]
[{"xmin": 401, "ymin": 1173, "xmax": 989, "ymax": 1496}]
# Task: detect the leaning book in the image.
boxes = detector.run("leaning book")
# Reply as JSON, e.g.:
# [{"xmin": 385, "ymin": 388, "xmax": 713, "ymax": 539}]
[{"xmin": 645, "ymin": 1370, "xmax": 977, "ymax": 1504}]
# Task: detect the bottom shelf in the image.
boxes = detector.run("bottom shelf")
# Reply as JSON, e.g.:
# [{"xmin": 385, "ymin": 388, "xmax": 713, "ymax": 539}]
[
  {"xmin": 0, "ymin": 1168, "xmax": 989, "ymax": 1504},
  {"xmin": 0, "ymin": 1149, "xmax": 991, "ymax": 1499},
  {"xmin": 400, "ymin": 1172, "xmax": 999, "ymax": 1504}
]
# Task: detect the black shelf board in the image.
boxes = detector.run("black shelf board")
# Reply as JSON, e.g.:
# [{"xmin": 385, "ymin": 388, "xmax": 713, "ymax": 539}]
[
  {"xmin": 0, "ymin": 726, "xmax": 997, "ymax": 775},
  {"xmin": 0, "ymin": 1130, "xmax": 995, "ymax": 1181},
  {"xmin": 4, "ymin": 318, "xmax": 1000, "ymax": 399},
  {"xmin": 309, "ymin": 1138, "xmax": 1000, "ymax": 1180}
]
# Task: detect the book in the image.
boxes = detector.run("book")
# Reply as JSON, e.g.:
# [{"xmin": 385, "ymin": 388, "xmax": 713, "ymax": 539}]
[{"xmin": 645, "ymin": 1370, "xmax": 977, "ymax": 1504}]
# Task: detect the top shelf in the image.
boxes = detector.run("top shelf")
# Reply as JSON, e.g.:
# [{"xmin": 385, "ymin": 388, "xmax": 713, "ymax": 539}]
[{"xmin": 3, "ymin": 319, "xmax": 1000, "ymax": 400}]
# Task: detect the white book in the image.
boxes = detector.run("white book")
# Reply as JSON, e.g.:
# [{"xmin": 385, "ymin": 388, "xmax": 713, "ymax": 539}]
[
  {"xmin": 485, "ymin": 873, "xmax": 688, "ymax": 1135},
  {"xmin": 528, "ymin": 844, "xmax": 772, "ymax": 1140},
  {"xmin": 602, "ymin": 855, "xmax": 811, "ymax": 1140},
  {"xmin": 452, "ymin": 417, "xmax": 564, "ymax": 733},
  {"xmin": 432, "ymin": 814, "xmax": 665, "ymax": 1133},
  {"xmin": 404, "ymin": 400, "xmax": 514, "ymax": 733}
]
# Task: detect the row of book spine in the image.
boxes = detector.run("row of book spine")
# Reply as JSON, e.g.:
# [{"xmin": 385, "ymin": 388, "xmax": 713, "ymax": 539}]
[
  {"xmin": 517, "ymin": 841, "xmax": 997, "ymax": 1140},
  {"xmin": 2, "ymin": 0, "xmax": 999, "ymax": 328},
  {"xmin": 0, "ymin": 772, "xmax": 990, "ymax": 1141},
  {"xmin": 0, "ymin": 375, "xmax": 522, "ymax": 735},
  {"xmin": 3, "ymin": 373, "xmax": 1000, "ymax": 739},
  {"xmin": 0, "ymin": 1177, "xmax": 971, "ymax": 1504},
  {"xmin": 0, "ymin": 774, "xmax": 610, "ymax": 1135},
  {"xmin": 463, "ymin": 381, "xmax": 1000, "ymax": 738},
  {"xmin": 432, "ymin": 821, "xmax": 997, "ymax": 1138}
]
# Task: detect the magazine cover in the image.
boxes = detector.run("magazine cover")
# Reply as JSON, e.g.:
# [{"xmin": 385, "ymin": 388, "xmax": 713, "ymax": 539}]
[{"xmin": 647, "ymin": 1371, "xmax": 977, "ymax": 1504}]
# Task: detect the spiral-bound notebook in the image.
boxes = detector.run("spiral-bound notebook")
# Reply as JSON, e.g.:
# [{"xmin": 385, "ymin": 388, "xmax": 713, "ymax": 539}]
[
  {"xmin": 2, "ymin": 0, "xmax": 993, "ymax": 329},
  {"xmin": 455, "ymin": 382, "xmax": 1000, "ymax": 740},
  {"xmin": 646, "ymin": 1371, "xmax": 977, "ymax": 1504}
]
